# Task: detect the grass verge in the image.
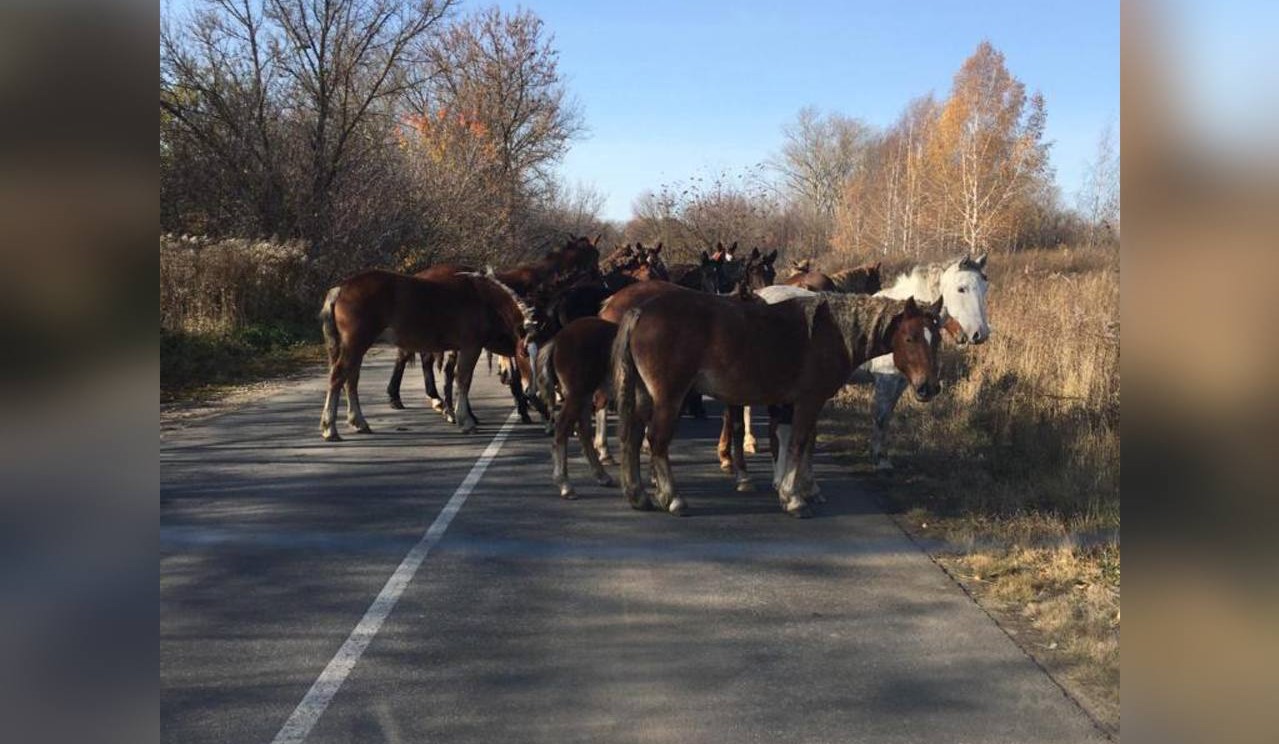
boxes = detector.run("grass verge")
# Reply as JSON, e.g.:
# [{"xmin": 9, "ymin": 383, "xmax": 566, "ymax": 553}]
[{"xmin": 161, "ymin": 323, "xmax": 326, "ymax": 405}]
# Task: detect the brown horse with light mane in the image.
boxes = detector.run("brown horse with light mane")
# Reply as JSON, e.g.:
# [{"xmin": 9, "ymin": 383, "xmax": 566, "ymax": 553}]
[
  {"xmin": 610, "ymin": 288, "xmax": 942, "ymax": 517},
  {"xmin": 318, "ymin": 270, "xmax": 531, "ymax": 440}
]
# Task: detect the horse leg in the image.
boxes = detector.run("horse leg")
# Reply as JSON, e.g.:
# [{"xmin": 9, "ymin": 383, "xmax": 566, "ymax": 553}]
[
  {"xmin": 442, "ymin": 351, "xmax": 458, "ymax": 424},
  {"xmin": 552, "ymin": 388, "xmax": 579, "ymax": 499},
  {"xmin": 452, "ymin": 347, "xmax": 482, "ymax": 434},
  {"xmin": 647, "ymin": 401, "xmax": 686, "ymax": 516},
  {"xmin": 871, "ymin": 372, "xmax": 909, "ymax": 472},
  {"xmin": 797, "ymin": 426, "xmax": 823, "ymax": 503},
  {"xmin": 778, "ymin": 404, "xmax": 819, "ymax": 518},
  {"xmin": 386, "ymin": 350, "xmax": 409, "ymax": 409},
  {"xmin": 497, "ymin": 356, "xmax": 510, "ymax": 386},
  {"xmin": 594, "ymin": 404, "xmax": 614, "ymax": 465},
  {"xmin": 509, "ymin": 363, "xmax": 532, "ymax": 425},
  {"xmin": 422, "ymin": 352, "xmax": 445, "ymax": 412},
  {"xmin": 579, "ymin": 402, "xmax": 614, "ymax": 487},
  {"xmin": 729, "ymin": 405, "xmax": 752, "ymax": 492},
  {"xmin": 742, "ymin": 405, "xmax": 758, "ymax": 454},
  {"xmin": 619, "ymin": 392, "xmax": 652, "ymax": 511},
  {"xmin": 717, "ymin": 408, "xmax": 734, "ymax": 472},
  {"xmin": 344, "ymin": 354, "xmax": 373, "ymax": 433},
  {"xmin": 320, "ymin": 357, "xmax": 348, "ymax": 442},
  {"xmin": 770, "ymin": 404, "xmax": 793, "ymax": 491}
]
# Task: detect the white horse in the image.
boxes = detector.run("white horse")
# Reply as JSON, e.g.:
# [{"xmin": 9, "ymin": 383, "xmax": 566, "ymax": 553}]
[{"xmin": 753, "ymin": 253, "xmax": 990, "ymax": 480}]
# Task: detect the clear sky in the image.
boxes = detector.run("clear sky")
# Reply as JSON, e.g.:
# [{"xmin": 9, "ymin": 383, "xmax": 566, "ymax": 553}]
[{"xmin": 499, "ymin": 0, "xmax": 1120, "ymax": 221}]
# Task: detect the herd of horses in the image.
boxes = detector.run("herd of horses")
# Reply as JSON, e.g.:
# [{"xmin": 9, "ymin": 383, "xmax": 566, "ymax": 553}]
[{"xmin": 318, "ymin": 236, "xmax": 990, "ymax": 518}]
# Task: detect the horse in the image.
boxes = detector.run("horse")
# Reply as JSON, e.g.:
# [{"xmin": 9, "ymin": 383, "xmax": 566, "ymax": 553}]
[
  {"xmin": 384, "ymin": 262, "xmax": 473, "ymax": 415},
  {"xmin": 753, "ymin": 253, "xmax": 989, "ymax": 472},
  {"xmin": 535, "ymin": 316, "xmax": 618, "ymax": 498},
  {"xmin": 611, "ymin": 287, "xmax": 943, "ymax": 516},
  {"xmin": 858, "ymin": 253, "xmax": 989, "ymax": 470},
  {"xmin": 828, "ymin": 262, "xmax": 883, "ymax": 294},
  {"xmin": 383, "ymin": 236, "xmax": 603, "ymax": 419},
  {"xmin": 317, "ymin": 270, "xmax": 532, "ymax": 440},
  {"xmin": 782, "ymin": 258, "xmax": 837, "ymax": 292}
]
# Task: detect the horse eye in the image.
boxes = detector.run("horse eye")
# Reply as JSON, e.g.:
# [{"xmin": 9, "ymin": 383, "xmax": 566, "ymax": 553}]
[{"xmin": 958, "ymin": 287, "xmax": 967, "ymax": 293}]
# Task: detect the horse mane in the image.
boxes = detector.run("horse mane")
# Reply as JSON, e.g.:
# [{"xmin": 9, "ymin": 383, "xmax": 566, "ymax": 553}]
[
  {"xmin": 464, "ymin": 268, "xmax": 532, "ymax": 325},
  {"xmin": 828, "ymin": 262, "xmax": 880, "ymax": 293},
  {"xmin": 793, "ymin": 293, "xmax": 908, "ymax": 361}
]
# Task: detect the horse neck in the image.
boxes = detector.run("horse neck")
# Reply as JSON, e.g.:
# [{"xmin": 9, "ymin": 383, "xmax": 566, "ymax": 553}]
[
  {"xmin": 824, "ymin": 295, "xmax": 907, "ymax": 364},
  {"xmin": 877, "ymin": 265, "xmax": 941, "ymax": 303}
]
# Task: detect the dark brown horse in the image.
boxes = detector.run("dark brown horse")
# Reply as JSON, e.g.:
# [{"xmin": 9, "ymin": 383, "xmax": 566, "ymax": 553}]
[
  {"xmin": 828, "ymin": 262, "xmax": 883, "ymax": 294},
  {"xmin": 610, "ymin": 289, "xmax": 943, "ymax": 517},
  {"xmin": 536, "ymin": 317, "xmax": 619, "ymax": 498},
  {"xmin": 318, "ymin": 270, "xmax": 531, "ymax": 439},
  {"xmin": 384, "ymin": 263, "xmax": 474, "ymax": 415}
]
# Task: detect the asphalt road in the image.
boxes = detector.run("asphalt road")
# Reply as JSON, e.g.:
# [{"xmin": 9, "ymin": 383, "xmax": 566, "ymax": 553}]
[{"xmin": 161, "ymin": 348, "xmax": 1105, "ymax": 743}]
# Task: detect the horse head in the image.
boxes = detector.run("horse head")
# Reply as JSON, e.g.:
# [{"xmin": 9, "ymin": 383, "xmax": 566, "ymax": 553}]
[
  {"xmin": 940, "ymin": 253, "xmax": 990, "ymax": 344},
  {"xmin": 890, "ymin": 296, "xmax": 945, "ymax": 402}
]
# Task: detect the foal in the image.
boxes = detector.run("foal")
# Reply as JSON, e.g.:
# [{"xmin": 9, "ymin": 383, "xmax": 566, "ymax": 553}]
[{"xmin": 612, "ymin": 288, "xmax": 942, "ymax": 517}]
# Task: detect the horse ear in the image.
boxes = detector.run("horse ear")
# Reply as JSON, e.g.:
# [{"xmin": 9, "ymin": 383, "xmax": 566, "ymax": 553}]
[
  {"xmin": 765, "ymin": 249, "xmax": 778, "ymax": 263},
  {"xmin": 592, "ymin": 233, "xmax": 602, "ymax": 246},
  {"xmin": 927, "ymin": 297, "xmax": 944, "ymax": 317},
  {"xmin": 653, "ymin": 242, "xmax": 663, "ymax": 254},
  {"xmin": 749, "ymin": 247, "xmax": 761, "ymax": 260},
  {"xmin": 701, "ymin": 250, "xmax": 710, "ymax": 262},
  {"xmin": 729, "ymin": 241, "xmax": 738, "ymax": 253},
  {"xmin": 903, "ymin": 296, "xmax": 920, "ymax": 316},
  {"xmin": 873, "ymin": 261, "xmax": 882, "ymax": 273},
  {"xmin": 974, "ymin": 252, "xmax": 988, "ymax": 269}
]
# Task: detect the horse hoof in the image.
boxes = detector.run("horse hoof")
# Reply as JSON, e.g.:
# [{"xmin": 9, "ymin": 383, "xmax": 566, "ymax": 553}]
[
  {"xmin": 599, "ymin": 453, "xmax": 616, "ymax": 466},
  {"xmin": 431, "ymin": 400, "xmax": 445, "ymax": 412},
  {"xmin": 350, "ymin": 423, "xmax": 373, "ymax": 434},
  {"xmin": 668, "ymin": 497, "xmax": 688, "ymax": 516},
  {"xmin": 519, "ymin": 413, "xmax": 533, "ymax": 425},
  {"xmin": 736, "ymin": 479, "xmax": 754, "ymax": 493},
  {"xmin": 321, "ymin": 430, "xmax": 342, "ymax": 442},
  {"xmin": 595, "ymin": 472, "xmax": 615, "ymax": 487},
  {"xmin": 626, "ymin": 491, "xmax": 653, "ymax": 511},
  {"xmin": 460, "ymin": 422, "xmax": 477, "ymax": 434},
  {"xmin": 743, "ymin": 439, "xmax": 757, "ymax": 455},
  {"xmin": 444, "ymin": 412, "xmax": 456, "ymax": 424},
  {"xmin": 785, "ymin": 499, "xmax": 812, "ymax": 518},
  {"xmin": 388, "ymin": 398, "xmax": 405, "ymax": 410},
  {"xmin": 719, "ymin": 460, "xmax": 733, "ymax": 473},
  {"xmin": 559, "ymin": 485, "xmax": 577, "ymax": 500},
  {"xmin": 874, "ymin": 459, "xmax": 894, "ymax": 473}
]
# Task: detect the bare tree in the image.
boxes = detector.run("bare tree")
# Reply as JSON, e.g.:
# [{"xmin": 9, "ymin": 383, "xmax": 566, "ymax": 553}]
[
  {"xmin": 1077, "ymin": 121, "xmax": 1120, "ymax": 246},
  {"xmin": 423, "ymin": 7, "xmax": 583, "ymax": 197},
  {"xmin": 772, "ymin": 107, "xmax": 873, "ymax": 216},
  {"xmin": 161, "ymin": 0, "xmax": 453, "ymax": 261}
]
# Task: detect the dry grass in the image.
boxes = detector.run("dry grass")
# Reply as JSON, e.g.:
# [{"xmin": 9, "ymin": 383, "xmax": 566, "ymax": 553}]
[
  {"xmin": 161, "ymin": 236, "xmax": 325, "ymax": 401},
  {"xmin": 820, "ymin": 244, "xmax": 1120, "ymax": 731}
]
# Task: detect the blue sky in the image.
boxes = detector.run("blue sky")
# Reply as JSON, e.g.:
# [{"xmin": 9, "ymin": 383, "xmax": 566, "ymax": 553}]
[{"xmin": 503, "ymin": 0, "xmax": 1120, "ymax": 221}]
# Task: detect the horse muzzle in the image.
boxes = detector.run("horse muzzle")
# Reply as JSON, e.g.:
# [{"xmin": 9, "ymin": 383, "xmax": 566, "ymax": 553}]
[{"xmin": 914, "ymin": 382, "xmax": 940, "ymax": 402}]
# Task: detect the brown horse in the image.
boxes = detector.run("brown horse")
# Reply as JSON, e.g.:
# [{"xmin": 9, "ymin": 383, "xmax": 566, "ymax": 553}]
[
  {"xmin": 828, "ymin": 262, "xmax": 883, "ymax": 294},
  {"xmin": 318, "ymin": 270, "xmax": 531, "ymax": 440},
  {"xmin": 610, "ymin": 289, "xmax": 943, "ymax": 517},
  {"xmin": 384, "ymin": 263, "xmax": 474, "ymax": 414},
  {"xmin": 535, "ymin": 317, "xmax": 619, "ymax": 498},
  {"xmin": 782, "ymin": 259, "xmax": 838, "ymax": 292}
]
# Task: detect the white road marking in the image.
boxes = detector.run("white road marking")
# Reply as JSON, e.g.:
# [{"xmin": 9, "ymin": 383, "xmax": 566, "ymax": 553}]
[{"xmin": 270, "ymin": 410, "xmax": 520, "ymax": 744}]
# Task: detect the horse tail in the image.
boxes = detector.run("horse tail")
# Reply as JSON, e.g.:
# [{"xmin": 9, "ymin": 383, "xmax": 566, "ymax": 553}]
[
  {"xmin": 486, "ymin": 349, "xmax": 494, "ymax": 374},
  {"xmin": 319, "ymin": 286, "xmax": 342, "ymax": 366},
  {"xmin": 611, "ymin": 307, "xmax": 643, "ymax": 442}
]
